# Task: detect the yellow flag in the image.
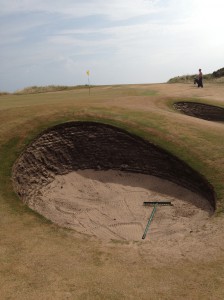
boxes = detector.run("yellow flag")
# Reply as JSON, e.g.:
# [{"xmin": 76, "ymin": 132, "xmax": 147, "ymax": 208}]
[{"xmin": 86, "ymin": 70, "xmax": 90, "ymax": 76}]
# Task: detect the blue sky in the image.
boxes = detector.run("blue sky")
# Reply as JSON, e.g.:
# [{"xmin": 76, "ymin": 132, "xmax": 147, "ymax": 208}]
[{"xmin": 1, "ymin": 0, "xmax": 224, "ymax": 92}]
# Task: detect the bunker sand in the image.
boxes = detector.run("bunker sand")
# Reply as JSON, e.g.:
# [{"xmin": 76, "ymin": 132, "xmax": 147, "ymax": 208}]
[{"xmin": 29, "ymin": 169, "xmax": 223, "ymax": 261}]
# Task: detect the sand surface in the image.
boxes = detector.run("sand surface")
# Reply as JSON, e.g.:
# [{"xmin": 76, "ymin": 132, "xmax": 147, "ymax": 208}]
[
  {"xmin": 30, "ymin": 170, "xmax": 215, "ymax": 243},
  {"xmin": 27, "ymin": 169, "xmax": 224, "ymax": 265}
]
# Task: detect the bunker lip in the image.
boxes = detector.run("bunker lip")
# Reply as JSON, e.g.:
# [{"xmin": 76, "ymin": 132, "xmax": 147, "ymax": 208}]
[
  {"xmin": 173, "ymin": 101, "xmax": 224, "ymax": 121},
  {"xmin": 12, "ymin": 121, "xmax": 216, "ymax": 222}
]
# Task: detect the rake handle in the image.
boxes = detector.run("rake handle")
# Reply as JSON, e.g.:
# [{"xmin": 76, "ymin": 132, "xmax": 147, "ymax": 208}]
[{"xmin": 142, "ymin": 203, "xmax": 158, "ymax": 239}]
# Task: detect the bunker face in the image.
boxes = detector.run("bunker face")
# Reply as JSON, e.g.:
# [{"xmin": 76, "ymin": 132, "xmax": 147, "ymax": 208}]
[
  {"xmin": 173, "ymin": 102, "xmax": 224, "ymax": 121},
  {"xmin": 12, "ymin": 122, "xmax": 215, "ymax": 241}
]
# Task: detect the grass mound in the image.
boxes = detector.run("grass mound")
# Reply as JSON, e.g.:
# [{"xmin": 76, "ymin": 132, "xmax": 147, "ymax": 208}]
[{"xmin": 167, "ymin": 67, "xmax": 224, "ymax": 84}]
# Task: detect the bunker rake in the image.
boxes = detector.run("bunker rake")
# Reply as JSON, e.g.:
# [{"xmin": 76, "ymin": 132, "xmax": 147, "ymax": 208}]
[{"xmin": 142, "ymin": 201, "xmax": 173, "ymax": 239}]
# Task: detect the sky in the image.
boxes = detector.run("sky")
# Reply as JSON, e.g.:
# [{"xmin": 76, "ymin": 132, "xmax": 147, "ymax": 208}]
[{"xmin": 1, "ymin": 0, "xmax": 224, "ymax": 92}]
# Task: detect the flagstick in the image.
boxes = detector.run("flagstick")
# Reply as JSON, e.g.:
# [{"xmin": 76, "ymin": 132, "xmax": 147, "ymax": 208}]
[
  {"xmin": 86, "ymin": 70, "xmax": 91, "ymax": 95},
  {"xmin": 88, "ymin": 75, "xmax": 90, "ymax": 95}
]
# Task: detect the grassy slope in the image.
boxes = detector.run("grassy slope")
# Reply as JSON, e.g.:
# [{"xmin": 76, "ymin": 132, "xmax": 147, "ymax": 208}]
[
  {"xmin": 0, "ymin": 83, "xmax": 224, "ymax": 299},
  {"xmin": 167, "ymin": 67, "xmax": 224, "ymax": 83}
]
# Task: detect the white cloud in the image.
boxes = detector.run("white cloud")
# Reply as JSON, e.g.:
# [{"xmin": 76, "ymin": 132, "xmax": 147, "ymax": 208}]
[
  {"xmin": 0, "ymin": 0, "xmax": 224, "ymax": 91},
  {"xmin": 0, "ymin": 0, "xmax": 160, "ymax": 20}
]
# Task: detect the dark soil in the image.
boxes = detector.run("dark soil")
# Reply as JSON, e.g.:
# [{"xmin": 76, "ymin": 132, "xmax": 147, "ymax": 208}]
[
  {"xmin": 12, "ymin": 122, "xmax": 216, "ymax": 210},
  {"xmin": 173, "ymin": 102, "xmax": 224, "ymax": 121}
]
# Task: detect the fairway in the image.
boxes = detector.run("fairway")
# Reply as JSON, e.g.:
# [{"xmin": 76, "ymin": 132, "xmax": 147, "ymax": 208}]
[{"xmin": 1, "ymin": 83, "xmax": 224, "ymax": 299}]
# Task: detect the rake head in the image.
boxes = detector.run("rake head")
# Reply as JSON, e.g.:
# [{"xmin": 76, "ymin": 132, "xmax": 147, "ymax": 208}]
[{"xmin": 143, "ymin": 201, "xmax": 173, "ymax": 206}]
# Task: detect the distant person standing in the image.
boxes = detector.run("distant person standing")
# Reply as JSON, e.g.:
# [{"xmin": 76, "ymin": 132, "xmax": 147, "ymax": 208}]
[{"xmin": 198, "ymin": 68, "xmax": 203, "ymax": 88}]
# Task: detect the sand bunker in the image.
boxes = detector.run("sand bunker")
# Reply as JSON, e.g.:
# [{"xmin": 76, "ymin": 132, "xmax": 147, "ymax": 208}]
[
  {"xmin": 174, "ymin": 101, "xmax": 224, "ymax": 121},
  {"xmin": 30, "ymin": 170, "xmax": 212, "ymax": 241},
  {"xmin": 12, "ymin": 122, "xmax": 216, "ymax": 242}
]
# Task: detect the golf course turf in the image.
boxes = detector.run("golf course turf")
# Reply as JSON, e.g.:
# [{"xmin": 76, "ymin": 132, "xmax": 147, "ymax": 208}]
[{"xmin": 0, "ymin": 83, "xmax": 224, "ymax": 299}]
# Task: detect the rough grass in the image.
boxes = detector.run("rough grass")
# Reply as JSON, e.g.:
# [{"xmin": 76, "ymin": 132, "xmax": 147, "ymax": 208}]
[
  {"xmin": 1, "ymin": 83, "xmax": 224, "ymax": 299},
  {"xmin": 167, "ymin": 74, "xmax": 224, "ymax": 84},
  {"xmin": 14, "ymin": 84, "xmax": 93, "ymax": 94},
  {"xmin": 0, "ymin": 92, "xmax": 10, "ymax": 96}
]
